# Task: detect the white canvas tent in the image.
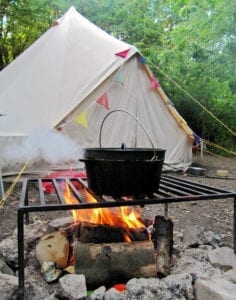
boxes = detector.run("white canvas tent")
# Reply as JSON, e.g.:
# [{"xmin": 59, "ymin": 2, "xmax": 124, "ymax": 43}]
[{"xmin": 0, "ymin": 7, "xmax": 194, "ymax": 173}]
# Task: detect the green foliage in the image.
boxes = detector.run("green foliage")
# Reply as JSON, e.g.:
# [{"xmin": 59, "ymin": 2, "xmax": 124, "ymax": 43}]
[
  {"xmin": 0, "ymin": 0, "xmax": 59, "ymax": 68},
  {"xmin": 0, "ymin": 0, "xmax": 235, "ymax": 152}
]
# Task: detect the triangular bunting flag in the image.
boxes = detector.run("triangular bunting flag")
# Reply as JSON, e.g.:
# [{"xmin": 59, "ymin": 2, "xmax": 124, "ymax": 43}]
[
  {"xmin": 140, "ymin": 56, "xmax": 147, "ymax": 64},
  {"xmin": 113, "ymin": 70, "xmax": 123, "ymax": 84},
  {"xmin": 115, "ymin": 49, "xmax": 130, "ymax": 58},
  {"xmin": 151, "ymin": 75, "xmax": 160, "ymax": 89},
  {"xmin": 74, "ymin": 111, "xmax": 88, "ymax": 128},
  {"xmin": 97, "ymin": 93, "xmax": 109, "ymax": 110}
]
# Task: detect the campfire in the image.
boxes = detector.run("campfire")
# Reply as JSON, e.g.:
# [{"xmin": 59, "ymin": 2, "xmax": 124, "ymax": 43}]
[
  {"xmin": 16, "ymin": 173, "xmax": 235, "ymax": 299},
  {"xmin": 63, "ymin": 182, "xmax": 149, "ymax": 243},
  {"xmin": 35, "ymin": 179, "xmax": 173, "ymax": 288}
]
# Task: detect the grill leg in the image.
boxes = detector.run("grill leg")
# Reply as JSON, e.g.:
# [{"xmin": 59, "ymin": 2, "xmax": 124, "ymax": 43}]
[
  {"xmin": 234, "ymin": 197, "xmax": 236, "ymax": 254},
  {"xmin": 164, "ymin": 203, "xmax": 168, "ymax": 218},
  {"xmin": 17, "ymin": 209, "xmax": 25, "ymax": 300}
]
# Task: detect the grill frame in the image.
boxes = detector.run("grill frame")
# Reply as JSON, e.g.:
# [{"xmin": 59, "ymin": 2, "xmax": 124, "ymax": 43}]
[{"xmin": 17, "ymin": 174, "xmax": 236, "ymax": 299}]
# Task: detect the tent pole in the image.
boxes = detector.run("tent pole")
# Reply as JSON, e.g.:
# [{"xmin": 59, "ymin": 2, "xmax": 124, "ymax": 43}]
[{"xmin": 0, "ymin": 169, "xmax": 5, "ymax": 199}]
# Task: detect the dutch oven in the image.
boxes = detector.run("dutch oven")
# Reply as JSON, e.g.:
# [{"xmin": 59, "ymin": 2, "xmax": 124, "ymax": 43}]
[{"xmin": 79, "ymin": 110, "xmax": 166, "ymax": 197}]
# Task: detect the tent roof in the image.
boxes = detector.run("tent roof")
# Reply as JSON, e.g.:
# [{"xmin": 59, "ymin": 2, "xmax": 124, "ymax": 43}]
[{"xmin": 0, "ymin": 7, "xmax": 137, "ymax": 136}]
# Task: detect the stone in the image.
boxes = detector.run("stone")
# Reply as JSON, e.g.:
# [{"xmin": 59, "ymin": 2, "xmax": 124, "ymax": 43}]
[
  {"xmin": 24, "ymin": 281, "xmax": 55, "ymax": 300},
  {"xmin": 90, "ymin": 286, "xmax": 106, "ymax": 300},
  {"xmin": 207, "ymin": 247, "xmax": 236, "ymax": 271},
  {"xmin": 195, "ymin": 278, "xmax": 236, "ymax": 300},
  {"xmin": 126, "ymin": 275, "xmax": 193, "ymax": 299},
  {"xmin": 126, "ymin": 278, "xmax": 160, "ymax": 300},
  {"xmin": 160, "ymin": 273, "xmax": 194, "ymax": 299},
  {"xmin": 225, "ymin": 267, "xmax": 236, "ymax": 284},
  {"xmin": 56, "ymin": 274, "xmax": 87, "ymax": 300},
  {"xmin": 35, "ymin": 231, "xmax": 69, "ymax": 268},
  {"xmin": 171, "ymin": 248, "xmax": 223, "ymax": 280},
  {"xmin": 182, "ymin": 225, "xmax": 205, "ymax": 247},
  {"xmin": 16, "ymin": 220, "xmax": 48, "ymax": 244},
  {"xmin": 0, "ymin": 271, "xmax": 18, "ymax": 300},
  {"xmin": 0, "ymin": 235, "xmax": 22, "ymax": 268},
  {"xmin": 104, "ymin": 287, "xmax": 126, "ymax": 300},
  {"xmin": 0, "ymin": 257, "xmax": 14, "ymax": 275},
  {"xmin": 48, "ymin": 216, "xmax": 73, "ymax": 232},
  {"xmin": 182, "ymin": 225, "xmax": 222, "ymax": 248}
]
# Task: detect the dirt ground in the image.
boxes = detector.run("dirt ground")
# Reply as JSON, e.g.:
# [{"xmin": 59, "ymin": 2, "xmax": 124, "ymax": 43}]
[{"xmin": 0, "ymin": 154, "xmax": 235, "ymax": 248}]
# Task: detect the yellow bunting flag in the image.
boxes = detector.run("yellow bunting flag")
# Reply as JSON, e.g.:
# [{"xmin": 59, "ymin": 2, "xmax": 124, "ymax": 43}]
[{"xmin": 74, "ymin": 111, "xmax": 88, "ymax": 128}]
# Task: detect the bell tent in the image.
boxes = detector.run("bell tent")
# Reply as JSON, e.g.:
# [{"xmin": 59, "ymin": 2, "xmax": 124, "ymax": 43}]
[{"xmin": 0, "ymin": 7, "xmax": 194, "ymax": 172}]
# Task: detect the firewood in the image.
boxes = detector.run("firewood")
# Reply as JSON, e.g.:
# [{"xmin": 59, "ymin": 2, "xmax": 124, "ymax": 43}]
[
  {"xmin": 74, "ymin": 241, "xmax": 155, "ymax": 287},
  {"xmin": 151, "ymin": 215, "xmax": 173, "ymax": 277},
  {"xmin": 78, "ymin": 222, "xmax": 149, "ymax": 243},
  {"xmin": 79, "ymin": 222, "xmax": 127, "ymax": 243}
]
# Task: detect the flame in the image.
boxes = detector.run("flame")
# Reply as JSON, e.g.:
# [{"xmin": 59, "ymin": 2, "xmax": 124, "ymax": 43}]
[{"xmin": 63, "ymin": 183, "xmax": 145, "ymax": 236}]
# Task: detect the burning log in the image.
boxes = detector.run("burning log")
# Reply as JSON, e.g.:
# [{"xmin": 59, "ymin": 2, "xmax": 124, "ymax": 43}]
[
  {"xmin": 74, "ymin": 241, "xmax": 156, "ymax": 287},
  {"xmin": 63, "ymin": 221, "xmax": 149, "ymax": 243},
  {"xmin": 79, "ymin": 222, "xmax": 129, "ymax": 243},
  {"xmin": 151, "ymin": 215, "xmax": 173, "ymax": 278},
  {"xmin": 78, "ymin": 222, "xmax": 149, "ymax": 243}
]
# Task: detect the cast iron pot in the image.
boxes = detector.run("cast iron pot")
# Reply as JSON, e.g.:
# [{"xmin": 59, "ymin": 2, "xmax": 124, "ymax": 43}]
[
  {"xmin": 80, "ymin": 147, "xmax": 166, "ymax": 197},
  {"xmin": 80, "ymin": 110, "xmax": 166, "ymax": 197}
]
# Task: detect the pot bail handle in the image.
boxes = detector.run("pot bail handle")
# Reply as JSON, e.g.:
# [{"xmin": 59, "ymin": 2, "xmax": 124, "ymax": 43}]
[{"xmin": 99, "ymin": 109, "xmax": 158, "ymax": 160}]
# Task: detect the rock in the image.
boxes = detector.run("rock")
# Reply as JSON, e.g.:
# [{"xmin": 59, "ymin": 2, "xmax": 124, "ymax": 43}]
[
  {"xmin": 15, "ymin": 220, "xmax": 48, "ymax": 244},
  {"xmin": 35, "ymin": 231, "xmax": 69, "ymax": 268},
  {"xmin": 126, "ymin": 275, "xmax": 194, "ymax": 299},
  {"xmin": 171, "ymin": 248, "xmax": 223, "ymax": 279},
  {"xmin": 160, "ymin": 273, "xmax": 194, "ymax": 299},
  {"xmin": 203, "ymin": 230, "xmax": 223, "ymax": 248},
  {"xmin": 0, "ymin": 271, "xmax": 18, "ymax": 300},
  {"xmin": 207, "ymin": 247, "xmax": 236, "ymax": 271},
  {"xmin": 48, "ymin": 216, "xmax": 73, "ymax": 232},
  {"xmin": 104, "ymin": 287, "xmax": 126, "ymax": 300},
  {"xmin": 24, "ymin": 281, "xmax": 55, "ymax": 300},
  {"xmin": 56, "ymin": 274, "xmax": 87, "ymax": 300},
  {"xmin": 0, "ymin": 235, "xmax": 23, "ymax": 268},
  {"xmin": 126, "ymin": 278, "xmax": 160, "ymax": 300},
  {"xmin": 183, "ymin": 225, "xmax": 204, "ymax": 247},
  {"xmin": 90, "ymin": 286, "xmax": 106, "ymax": 300},
  {"xmin": 225, "ymin": 267, "xmax": 236, "ymax": 284},
  {"xmin": 182, "ymin": 225, "xmax": 222, "ymax": 248},
  {"xmin": 195, "ymin": 278, "xmax": 236, "ymax": 300},
  {"xmin": 0, "ymin": 257, "xmax": 14, "ymax": 275}
]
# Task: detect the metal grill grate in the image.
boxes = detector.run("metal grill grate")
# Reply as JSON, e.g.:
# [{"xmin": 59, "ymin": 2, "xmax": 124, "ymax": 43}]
[{"xmin": 17, "ymin": 174, "xmax": 236, "ymax": 299}]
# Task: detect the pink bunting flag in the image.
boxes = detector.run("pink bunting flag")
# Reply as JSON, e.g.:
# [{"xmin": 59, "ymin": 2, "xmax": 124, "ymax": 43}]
[
  {"xmin": 97, "ymin": 93, "xmax": 109, "ymax": 110},
  {"xmin": 115, "ymin": 49, "xmax": 130, "ymax": 58},
  {"xmin": 151, "ymin": 76, "xmax": 160, "ymax": 89}
]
